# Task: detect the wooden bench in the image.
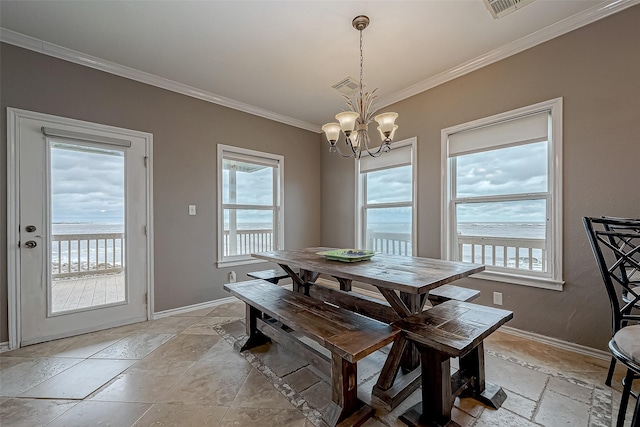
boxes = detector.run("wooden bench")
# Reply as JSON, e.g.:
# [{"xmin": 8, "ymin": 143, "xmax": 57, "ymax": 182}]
[
  {"xmin": 427, "ymin": 284, "xmax": 480, "ymax": 306},
  {"xmin": 224, "ymin": 279, "xmax": 400, "ymax": 427},
  {"xmin": 393, "ymin": 300, "xmax": 513, "ymax": 427},
  {"xmin": 246, "ymin": 268, "xmax": 292, "ymax": 284}
]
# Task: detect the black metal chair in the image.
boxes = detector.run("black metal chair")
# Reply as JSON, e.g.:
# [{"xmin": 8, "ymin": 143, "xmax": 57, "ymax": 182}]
[
  {"xmin": 609, "ymin": 325, "xmax": 640, "ymax": 427},
  {"xmin": 583, "ymin": 216, "xmax": 640, "ymax": 385}
]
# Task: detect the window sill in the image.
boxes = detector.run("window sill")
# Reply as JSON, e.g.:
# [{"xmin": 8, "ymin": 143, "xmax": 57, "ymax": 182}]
[
  {"xmin": 216, "ymin": 258, "xmax": 267, "ymax": 268},
  {"xmin": 471, "ymin": 270, "xmax": 564, "ymax": 291}
]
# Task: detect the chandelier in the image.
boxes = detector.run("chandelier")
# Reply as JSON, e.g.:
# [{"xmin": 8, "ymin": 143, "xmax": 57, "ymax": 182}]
[{"xmin": 322, "ymin": 15, "xmax": 399, "ymax": 159}]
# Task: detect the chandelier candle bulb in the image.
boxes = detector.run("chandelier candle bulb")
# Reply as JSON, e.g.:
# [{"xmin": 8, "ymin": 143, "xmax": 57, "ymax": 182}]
[
  {"xmin": 378, "ymin": 125, "xmax": 398, "ymax": 142},
  {"xmin": 375, "ymin": 112, "xmax": 399, "ymax": 136},
  {"xmin": 321, "ymin": 123, "xmax": 341, "ymax": 143},
  {"xmin": 336, "ymin": 111, "xmax": 359, "ymax": 135}
]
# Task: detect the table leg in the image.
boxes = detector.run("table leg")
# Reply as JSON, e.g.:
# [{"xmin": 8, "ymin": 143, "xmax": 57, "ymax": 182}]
[
  {"xmin": 279, "ymin": 264, "xmax": 305, "ymax": 293},
  {"xmin": 372, "ymin": 334, "xmax": 422, "ymax": 410},
  {"xmin": 400, "ymin": 293, "xmax": 421, "ymax": 373}
]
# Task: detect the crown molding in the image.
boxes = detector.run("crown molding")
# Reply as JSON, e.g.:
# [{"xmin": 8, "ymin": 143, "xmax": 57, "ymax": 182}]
[
  {"xmin": 377, "ymin": 0, "xmax": 640, "ymax": 108},
  {"xmin": 2, "ymin": 0, "xmax": 637, "ymax": 132},
  {"xmin": 0, "ymin": 28, "xmax": 322, "ymax": 133}
]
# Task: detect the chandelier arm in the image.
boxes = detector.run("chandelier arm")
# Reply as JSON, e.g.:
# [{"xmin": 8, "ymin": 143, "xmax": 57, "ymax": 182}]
[
  {"xmin": 361, "ymin": 130, "xmax": 391, "ymax": 157},
  {"xmin": 329, "ymin": 140, "xmax": 358, "ymax": 158}
]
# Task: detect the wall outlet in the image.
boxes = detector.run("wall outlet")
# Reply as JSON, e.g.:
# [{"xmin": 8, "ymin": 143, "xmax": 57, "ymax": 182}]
[
  {"xmin": 229, "ymin": 271, "xmax": 236, "ymax": 283},
  {"xmin": 188, "ymin": 205, "xmax": 196, "ymax": 215},
  {"xmin": 493, "ymin": 292, "xmax": 503, "ymax": 306}
]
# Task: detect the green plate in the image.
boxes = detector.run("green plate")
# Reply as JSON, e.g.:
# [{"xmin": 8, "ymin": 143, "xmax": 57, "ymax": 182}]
[{"xmin": 317, "ymin": 249, "xmax": 376, "ymax": 263}]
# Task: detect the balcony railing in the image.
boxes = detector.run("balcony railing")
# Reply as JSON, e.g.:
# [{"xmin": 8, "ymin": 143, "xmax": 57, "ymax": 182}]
[
  {"xmin": 367, "ymin": 231, "xmax": 546, "ymax": 272},
  {"xmin": 457, "ymin": 235, "xmax": 546, "ymax": 272},
  {"xmin": 368, "ymin": 231, "xmax": 412, "ymax": 256},
  {"xmin": 223, "ymin": 229, "xmax": 274, "ymax": 257},
  {"xmin": 52, "ymin": 233, "xmax": 124, "ymax": 279}
]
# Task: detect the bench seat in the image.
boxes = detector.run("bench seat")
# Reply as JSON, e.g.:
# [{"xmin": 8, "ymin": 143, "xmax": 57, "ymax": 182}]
[
  {"xmin": 225, "ymin": 279, "xmax": 399, "ymax": 363},
  {"xmin": 394, "ymin": 300, "xmax": 513, "ymax": 427},
  {"xmin": 224, "ymin": 279, "xmax": 399, "ymax": 426},
  {"xmin": 427, "ymin": 284, "xmax": 480, "ymax": 306}
]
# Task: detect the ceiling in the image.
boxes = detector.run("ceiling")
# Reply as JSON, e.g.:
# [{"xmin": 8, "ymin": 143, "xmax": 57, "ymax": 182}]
[{"xmin": 0, "ymin": 0, "xmax": 634, "ymax": 132}]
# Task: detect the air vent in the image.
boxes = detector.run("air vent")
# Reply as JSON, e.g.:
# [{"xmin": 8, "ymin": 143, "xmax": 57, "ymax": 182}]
[
  {"xmin": 483, "ymin": 0, "xmax": 535, "ymax": 19},
  {"xmin": 332, "ymin": 76, "xmax": 360, "ymax": 94}
]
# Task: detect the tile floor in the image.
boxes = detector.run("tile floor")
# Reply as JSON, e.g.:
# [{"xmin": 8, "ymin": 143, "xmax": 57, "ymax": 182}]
[{"xmin": 1, "ymin": 299, "xmax": 637, "ymax": 427}]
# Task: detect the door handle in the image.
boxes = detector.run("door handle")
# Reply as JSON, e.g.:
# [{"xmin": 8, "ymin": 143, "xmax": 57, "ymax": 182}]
[{"xmin": 24, "ymin": 240, "xmax": 37, "ymax": 249}]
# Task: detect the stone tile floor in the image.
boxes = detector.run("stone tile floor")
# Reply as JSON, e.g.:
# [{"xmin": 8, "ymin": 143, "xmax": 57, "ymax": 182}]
[{"xmin": 0, "ymin": 299, "xmax": 637, "ymax": 426}]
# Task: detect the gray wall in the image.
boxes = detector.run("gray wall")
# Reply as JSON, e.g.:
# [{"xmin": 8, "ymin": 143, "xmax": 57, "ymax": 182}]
[
  {"xmin": 0, "ymin": 43, "xmax": 322, "ymax": 342},
  {"xmin": 322, "ymin": 5, "xmax": 640, "ymax": 350}
]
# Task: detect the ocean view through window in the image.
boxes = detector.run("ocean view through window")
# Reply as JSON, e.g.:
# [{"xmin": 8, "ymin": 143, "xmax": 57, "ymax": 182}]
[
  {"xmin": 217, "ymin": 145, "xmax": 284, "ymax": 267},
  {"xmin": 441, "ymin": 99, "xmax": 563, "ymax": 290},
  {"xmin": 357, "ymin": 138, "xmax": 417, "ymax": 256}
]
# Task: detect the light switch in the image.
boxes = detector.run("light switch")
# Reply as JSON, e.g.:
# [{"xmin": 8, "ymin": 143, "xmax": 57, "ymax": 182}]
[{"xmin": 188, "ymin": 205, "xmax": 196, "ymax": 215}]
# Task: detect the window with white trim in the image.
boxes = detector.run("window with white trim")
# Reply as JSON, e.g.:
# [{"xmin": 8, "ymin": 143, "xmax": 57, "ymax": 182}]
[
  {"xmin": 217, "ymin": 145, "xmax": 283, "ymax": 267},
  {"xmin": 357, "ymin": 138, "xmax": 417, "ymax": 256},
  {"xmin": 441, "ymin": 99, "xmax": 563, "ymax": 290}
]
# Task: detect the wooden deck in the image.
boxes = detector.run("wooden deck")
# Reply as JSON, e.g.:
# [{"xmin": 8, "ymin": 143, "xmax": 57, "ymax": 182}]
[{"xmin": 51, "ymin": 272, "xmax": 125, "ymax": 313}]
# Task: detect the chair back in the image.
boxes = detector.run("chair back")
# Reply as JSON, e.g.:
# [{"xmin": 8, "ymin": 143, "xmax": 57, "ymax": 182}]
[{"xmin": 583, "ymin": 216, "xmax": 640, "ymax": 334}]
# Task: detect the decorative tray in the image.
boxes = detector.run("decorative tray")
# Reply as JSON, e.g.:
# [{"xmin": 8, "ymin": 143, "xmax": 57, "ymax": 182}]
[{"xmin": 316, "ymin": 249, "xmax": 376, "ymax": 263}]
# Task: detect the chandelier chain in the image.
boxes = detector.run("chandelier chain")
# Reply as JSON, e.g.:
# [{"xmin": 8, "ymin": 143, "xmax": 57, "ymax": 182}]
[{"xmin": 359, "ymin": 29, "xmax": 364, "ymax": 105}]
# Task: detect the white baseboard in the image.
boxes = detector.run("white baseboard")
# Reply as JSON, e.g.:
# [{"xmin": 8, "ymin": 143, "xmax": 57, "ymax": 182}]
[
  {"xmin": 0, "ymin": 341, "xmax": 9, "ymax": 353},
  {"xmin": 499, "ymin": 325, "xmax": 610, "ymax": 361},
  {"xmin": 153, "ymin": 296, "xmax": 237, "ymax": 319}
]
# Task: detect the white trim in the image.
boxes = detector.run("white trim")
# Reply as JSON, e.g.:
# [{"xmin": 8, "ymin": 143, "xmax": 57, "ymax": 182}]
[
  {"xmin": 0, "ymin": 342, "xmax": 9, "ymax": 353},
  {"xmin": 0, "ymin": 28, "xmax": 320, "ymax": 134},
  {"xmin": 6, "ymin": 108, "xmax": 154, "ymax": 350},
  {"xmin": 2, "ymin": 0, "xmax": 637, "ymax": 132},
  {"xmin": 216, "ymin": 144, "xmax": 284, "ymax": 267},
  {"xmin": 20, "ymin": 316, "xmax": 147, "ymax": 347},
  {"xmin": 7, "ymin": 110, "xmax": 20, "ymax": 350},
  {"xmin": 499, "ymin": 326, "xmax": 611, "ymax": 362},
  {"xmin": 377, "ymin": 0, "xmax": 640, "ymax": 109},
  {"xmin": 146, "ymin": 137, "xmax": 155, "ymax": 320},
  {"xmin": 472, "ymin": 270, "xmax": 564, "ymax": 291},
  {"xmin": 440, "ymin": 98, "xmax": 563, "ymax": 288},
  {"xmin": 355, "ymin": 137, "xmax": 417, "ymax": 255},
  {"xmin": 153, "ymin": 296, "xmax": 237, "ymax": 319},
  {"xmin": 216, "ymin": 258, "xmax": 268, "ymax": 268}
]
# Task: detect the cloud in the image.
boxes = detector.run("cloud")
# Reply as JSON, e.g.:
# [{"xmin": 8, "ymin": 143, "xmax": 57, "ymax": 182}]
[
  {"xmin": 50, "ymin": 145, "xmax": 125, "ymax": 223},
  {"xmin": 456, "ymin": 142, "xmax": 547, "ymax": 198}
]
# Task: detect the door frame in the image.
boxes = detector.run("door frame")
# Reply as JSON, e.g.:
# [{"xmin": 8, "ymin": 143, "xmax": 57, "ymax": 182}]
[{"xmin": 6, "ymin": 108, "xmax": 155, "ymax": 350}]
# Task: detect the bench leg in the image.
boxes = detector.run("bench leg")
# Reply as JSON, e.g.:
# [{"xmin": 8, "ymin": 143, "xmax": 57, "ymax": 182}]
[
  {"xmin": 459, "ymin": 343, "xmax": 507, "ymax": 409},
  {"xmin": 239, "ymin": 304, "xmax": 271, "ymax": 352},
  {"xmin": 323, "ymin": 354, "xmax": 373, "ymax": 427},
  {"xmin": 400, "ymin": 346, "xmax": 458, "ymax": 427}
]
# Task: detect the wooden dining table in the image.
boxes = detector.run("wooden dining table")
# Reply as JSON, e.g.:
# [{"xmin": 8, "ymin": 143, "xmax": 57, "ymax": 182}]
[{"xmin": 252, "ymin": 247, "xmax": 485, "ymax": 409}]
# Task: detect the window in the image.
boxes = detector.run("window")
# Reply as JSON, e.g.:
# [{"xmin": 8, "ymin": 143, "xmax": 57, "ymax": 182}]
[
  {"xmin": 217, "ymin": 145, "xmax": 283, "ymax": 267},
  {"xmin": 441, "ymin": 99, "xmax": 563, "ymax": 290},
  {"xmin": 357, "ymin": 138, "xmax": 417, "ymax": 255}
]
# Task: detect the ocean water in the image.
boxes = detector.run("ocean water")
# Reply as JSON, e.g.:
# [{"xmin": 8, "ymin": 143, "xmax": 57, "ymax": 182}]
[
  {"xmin": 50, "ymin": 222, "xmax": 546, "ymax": 269},
  {"xmin": 51, "ymin": 223, "xmax": 124, "ymax": 269}
]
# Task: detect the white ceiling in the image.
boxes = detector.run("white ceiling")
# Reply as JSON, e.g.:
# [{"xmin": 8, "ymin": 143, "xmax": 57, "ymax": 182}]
[{"xmin": 1, "ymin": 0, "xmax": 635, "ymax": 132}]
